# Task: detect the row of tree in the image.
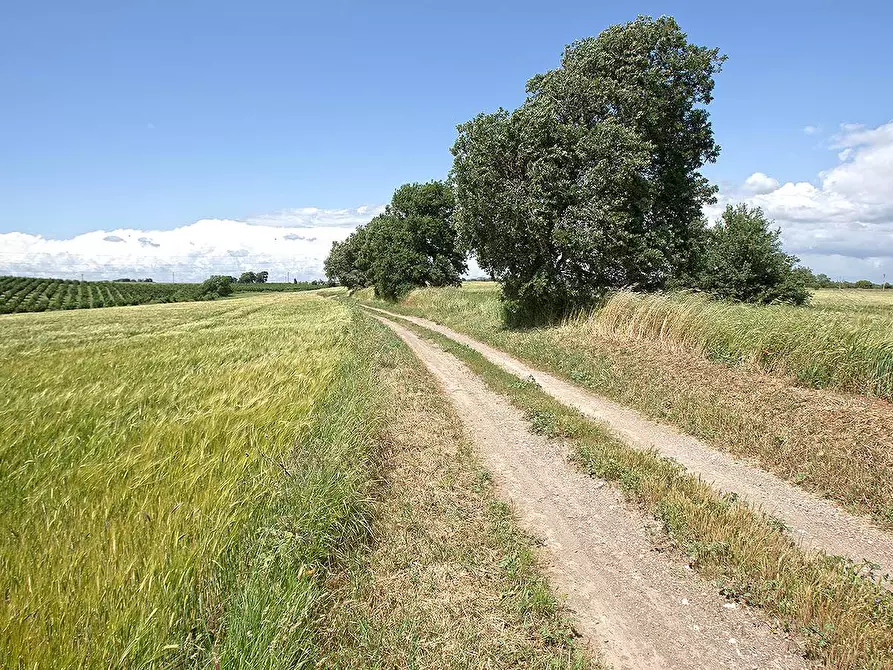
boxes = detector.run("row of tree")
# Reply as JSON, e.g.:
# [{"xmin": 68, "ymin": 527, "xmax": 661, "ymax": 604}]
[
  {"xmin": 237, "ymin": 271, "xmax": 269, "ymax": 284},
  {"xmin": 325, "ymin": 16, "xmax": 815, "ymax": 321},
  {"xmin": 324, "ymin": 182, "xmax": 465, "ymax": 300}
]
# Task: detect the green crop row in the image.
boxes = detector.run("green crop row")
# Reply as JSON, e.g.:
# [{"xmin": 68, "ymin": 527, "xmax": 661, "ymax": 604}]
[{"xmin": 0, "ymin": 277, "xmax": 204, "ymax": 314}]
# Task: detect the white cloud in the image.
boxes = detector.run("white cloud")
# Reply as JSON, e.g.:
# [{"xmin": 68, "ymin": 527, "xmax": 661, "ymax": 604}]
[
  {"xmin": 710, "ymin": 120, "xmax": 893, "ymax": 282},
  {"xmin": 742, "ymin": 172, "xmax": 780, "ymax": 195},
  {"xmin": 0, "ymin": 205, "xmax": 386, "ymax": 282},
  {"xmin": 246, "ymin": 206, "xmax": 382, "ymax": 229},
  {"xmin": 803, "ymin": 125, "xmax": 820, "ymax": 135}
]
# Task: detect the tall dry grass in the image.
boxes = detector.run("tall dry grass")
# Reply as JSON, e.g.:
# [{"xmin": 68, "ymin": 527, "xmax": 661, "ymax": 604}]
[{"xmin": 590, "ymin": 290, "xmax": 893, "ymax": 401}]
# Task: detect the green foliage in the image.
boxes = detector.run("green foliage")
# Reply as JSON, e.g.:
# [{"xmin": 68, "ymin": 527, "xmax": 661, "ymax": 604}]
[
  {"xmin": 238, "ymin": 271, "xmax": 269, "ymax": 284},
  {"xmin": 324, "ymin": 228, "xmax": 369, "ymax": 290},
  {"xmin": 854, "ymin": 279, "xmax": 874, "ymax": 289},
  {"xmin": 230, "ymin": 281, "xmax": 327, "ymax": 293},
  {"xmin": 0, "ymin": 276, "xmax": 204, "ymax": 313},
  {"xmin": 810, "ymin": 272, "xmax": 835, "ymax": 289},
  {"xmin": 361, "ymin": 182, "xmax": 466, "ymax": 301},
  {"xmin": 198, "ymin": 275, "xmax": 234, "ymax": 298},
  {"xmin": 696, "ymin": 204, "xmax": 810, "ymax": 305},
  {"xmin": 451, "ymin": 16, "xmax": 725, "ymax": 323},
  {"xmin": 324, "ymin": 181, "xmax": 466, "ymax": 301}
]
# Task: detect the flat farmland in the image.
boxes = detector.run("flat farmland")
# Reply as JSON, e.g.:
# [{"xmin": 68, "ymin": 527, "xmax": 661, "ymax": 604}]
[{"xmin": 0, "ymin": 294, "xmax": 369, "ymax": 667}]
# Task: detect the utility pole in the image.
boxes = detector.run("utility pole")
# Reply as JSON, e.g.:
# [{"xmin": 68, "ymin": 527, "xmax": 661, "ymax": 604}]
[{"xmin": 171, "ymin": 271, "xmax": 175, "ymax": 283}]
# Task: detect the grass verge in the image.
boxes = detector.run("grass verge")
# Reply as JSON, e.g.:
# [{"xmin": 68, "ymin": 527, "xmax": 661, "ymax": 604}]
[
  {"xmin": 357, "ymin": 287, "xmax": 893, "ymax": 529},
  {"xmin": 318, "ymin": 308, "xmax": 592, "ymax": 668},
  {"xmin": 594, "ymin": 290, "xmax": 893, "ymax": 402},
  {"xmin": 382, "ymin": 311, "xmax": 893, "ymax": 669}
]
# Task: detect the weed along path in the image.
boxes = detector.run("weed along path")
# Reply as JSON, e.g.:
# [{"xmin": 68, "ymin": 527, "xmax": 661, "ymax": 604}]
[
  {"xmin": 370, "ymin": 313, "xmax": 810, "ymax": 670},
  {"xmin": 364, "ymin": 305, "xmax": 893, "ymax": 580}
]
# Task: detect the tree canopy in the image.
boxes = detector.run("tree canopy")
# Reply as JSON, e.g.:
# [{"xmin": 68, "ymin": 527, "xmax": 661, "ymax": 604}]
[
  {"xmin": 238, "ymin": 271, "xmax": 269, "ymax": 284},
  {"xmin": 324, "ymin": 181, "xmax": 466, "ymax": 300},
  {"xmin": 451, "ymin": 16, "xmax": 725, "ymax": 321},
  {"xmin": 324, "ymin": 228, "xmax": 368, "ymax": 290},
  {"xmin": 198, "ymin": 275, "xmax": 234, "ymax": 299}
]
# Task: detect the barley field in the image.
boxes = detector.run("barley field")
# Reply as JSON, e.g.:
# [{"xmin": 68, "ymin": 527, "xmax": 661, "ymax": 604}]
[{"xmin": 0, "ymin": 293, "xmax": 383, "ymax": 668}]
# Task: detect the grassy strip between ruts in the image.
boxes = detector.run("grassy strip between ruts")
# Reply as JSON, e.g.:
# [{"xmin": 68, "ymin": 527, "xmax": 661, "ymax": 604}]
[
  {"xmin": 374, "ymin": 309, "xmax": 893, "ymax": 669},
  {"xmin": 319, "ymin": 306, "xmax": 592, "ymax": 668},
  {"xmin": 358, "ymin": 287, "xmax": 893, "ymax": 531}
]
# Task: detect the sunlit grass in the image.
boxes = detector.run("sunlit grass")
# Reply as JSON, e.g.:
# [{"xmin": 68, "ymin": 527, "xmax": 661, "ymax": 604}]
[
  {"xmin": 360, "ymin": 285, "xmax": 893, "ymax": 526},
  {"xmin": 391, "ymin": 284, "xmax": 893, "ymax": 401},
  {"xmin": 593, "ymin": 290, "xmax": 893, "ymax": 401},
  {"xmin": 391, "ymin": 317, "xmax": 893, "ymax": 668},
  {"xmin": 0, "ymin": 293, "xmax": 382, "ymax": 668}
]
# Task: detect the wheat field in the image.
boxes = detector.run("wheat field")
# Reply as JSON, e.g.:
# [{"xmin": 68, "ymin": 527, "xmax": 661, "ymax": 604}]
[{"xmin": 0, "ymin": 293, "xmax": 381, "ymax": 668}]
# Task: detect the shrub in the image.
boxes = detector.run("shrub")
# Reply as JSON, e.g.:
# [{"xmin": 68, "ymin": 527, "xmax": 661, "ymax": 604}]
[
  {"xmin": 198, "ymin": 275, "xmax": 234, "ymax": 299},
  {"xmin": 695, "ymin": 204, "xmax": 810, "ymax": 305}
]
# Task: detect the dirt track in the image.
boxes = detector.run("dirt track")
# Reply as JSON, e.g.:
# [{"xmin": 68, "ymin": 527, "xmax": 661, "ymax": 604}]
[
  {"xmin": 372, "ymin": 313, "xmax": 810, "ymax": 670},
  {"xmin": 365, "ymin": 305, "xmax": 893, "ymax": 580}
]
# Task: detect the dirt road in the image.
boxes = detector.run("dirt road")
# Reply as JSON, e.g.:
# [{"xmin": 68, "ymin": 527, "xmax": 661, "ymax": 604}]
[
  {"xmin": 371, "ymin": 313, "xmax": 809, "ymax": 670},
  {"xmin": 364, "ymin": 305, "xmax": 893, "ymax": 580}
]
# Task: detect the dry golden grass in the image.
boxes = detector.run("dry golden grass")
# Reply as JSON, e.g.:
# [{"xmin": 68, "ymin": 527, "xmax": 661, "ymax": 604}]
[
  {"xmin": 373, "ymin": 286, "xmax": 893, "ymax": 528},
  {"xmin": 594, "ymin": 291, "xmax": 893, "ymax": 401},
  {"xmin": 318, "ymin": 314, "xmax": 592, "ymax": 668},
  {"xmin": 394, "ymin": 317, "xmax": 893, "ymax": 669}
]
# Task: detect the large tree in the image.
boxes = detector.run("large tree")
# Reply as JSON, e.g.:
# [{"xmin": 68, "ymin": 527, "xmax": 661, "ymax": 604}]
[
  {"xmin": 359, "ymin": 181, "xmax": 466, "ymax": 301},
  {"xmin": 452, "ymin": 16, "xmax": 725, "ymax": 322}
]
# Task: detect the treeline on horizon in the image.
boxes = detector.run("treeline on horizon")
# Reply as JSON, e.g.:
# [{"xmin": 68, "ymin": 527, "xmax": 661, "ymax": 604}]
[{"xmin": 324, "ymin": 16, "xmax": 883, "ymax": 324}]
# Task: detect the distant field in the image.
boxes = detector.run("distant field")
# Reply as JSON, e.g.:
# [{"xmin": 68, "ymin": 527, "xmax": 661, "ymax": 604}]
[
  {"xmin": 231, "ymin": 281, "xmax": 324, "ymax": 293},
  {"xmin": 0, "ymin": 294, "xmax": 380, "ymax": 667},
  {"xmin": 0, "ymin": 276, "xmax": 323, "ymax": 314},
  {"xmin": 812, "ymin": 287, "xmax": 893, "ymax": 314}
]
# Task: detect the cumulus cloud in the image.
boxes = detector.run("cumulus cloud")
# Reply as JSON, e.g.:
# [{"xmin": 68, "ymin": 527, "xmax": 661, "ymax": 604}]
[
  {"xmin": 0, "ymin": 205, "xmax": 386, "ymax": 282},
  {"xmin": 803, "ymin": 125, "xmax": 820, "ymax": 135},
  {"xmin": 709, "ymin": 120, "xmax": 893, "ymax": 282},
  {"xmin": 741, "ymin": 172, "xmax": 780, "ymax": 195}
]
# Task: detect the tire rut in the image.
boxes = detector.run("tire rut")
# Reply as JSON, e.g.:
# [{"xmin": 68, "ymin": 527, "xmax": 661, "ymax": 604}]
[
  {"xmin": 364, "ymin": 305, "xmax": 893, "ymax": 581},
  {"xmin": 371, "ymin": 313, "xmax": 810, "ymax": 670}
]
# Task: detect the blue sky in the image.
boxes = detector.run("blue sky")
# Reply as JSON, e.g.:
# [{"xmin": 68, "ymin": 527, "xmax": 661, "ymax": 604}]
[{"xmin": 2, "ymin": 1, "xmax": 892, "ymax": 281}]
